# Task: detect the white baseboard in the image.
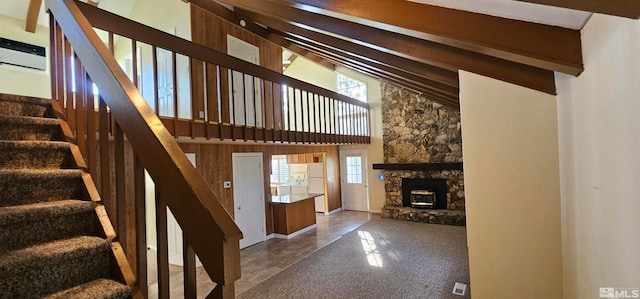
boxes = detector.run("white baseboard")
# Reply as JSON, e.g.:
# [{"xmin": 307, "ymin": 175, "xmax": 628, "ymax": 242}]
[
  {"xmin": 369, "ymin": 209, "xmax": 381, "ymax": 214},
  {"xmin": 265, "ymin": 233, "xmax": 275, "ymax": 240},
  {"xmin": 273, "ymin": 224, "xmax": 317, "ymax": 239},
  {"xmin": 325, "ymin": 207, "xmax": 343, "ymax": 215}
]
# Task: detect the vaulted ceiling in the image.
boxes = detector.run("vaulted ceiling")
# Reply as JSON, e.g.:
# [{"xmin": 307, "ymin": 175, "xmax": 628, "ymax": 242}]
[
  {"xmin": 188, "ymin": 0, "xmax": 639, "ymax": 109},
  {"xmin": 4, "ymin": 0, "xmax": 640, "ymax": 109}
]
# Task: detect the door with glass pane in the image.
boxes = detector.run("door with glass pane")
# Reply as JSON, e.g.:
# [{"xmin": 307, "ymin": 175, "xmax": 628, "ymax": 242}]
[{"xmin": 340, "ymin": 150, "xmax": 369, "ymax": 211}]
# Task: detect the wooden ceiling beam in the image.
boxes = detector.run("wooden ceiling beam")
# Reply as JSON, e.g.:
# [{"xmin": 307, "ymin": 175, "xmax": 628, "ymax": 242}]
[
  {"xmin": 217, "ymin": 0, "xmax": 583, "ymax": 75},
  {"xmin": 234, "ymin": 6, "xmax": 556, "ymax": 95},
  {"xmin": 285, "ymin": 35, "xmax": 460, "ymax": 98},
  {"xmin": 188, "ymin": 0, "xmax": 335, "ymax": 70},
  {"xmin": 237, "ymin": 8, "xmax": 459, "ymax": 89},
  {"xmin": 515, "ymin": 0, "xmax": 640, "ymax": 19},
  {"xmin": 295, "ymin": 42, "xmax": 460, "ymax": 108},
  {"xmin": 25, "ymin": 0, "xmax": 43, "ymax": 33},
  {"xmin": 284, "ymin": 31, "xmax": 459, "ymax": 89}
]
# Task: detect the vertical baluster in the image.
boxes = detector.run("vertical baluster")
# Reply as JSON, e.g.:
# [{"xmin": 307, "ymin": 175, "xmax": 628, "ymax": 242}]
[
  {"xmin": 207, "ymin": 63, "xmax": 219, "ymax": 135},
  {"xmin": 132, "ymin": 40, "xmax": 138, "ymax": 88},
  {"xmin": 172, "ymin": 52, "xmax": 178, "ymax": 133},
  {"xmin": 279, "ymin": 84, "xmax": 285, "ymax": 141},
  {"xmin": 230, "ymin": 70, "xmax": 236, "ymax": 141},
  {"xmin": 293, "ymin": 88, "xmax": 298, "ymax": 143},
  {"xmin": 336, "ymin": 100, "xmax": 341, "ymax": 140},
  {"xmin": 98, "ymin": 97, "xmax": 111, "ymax": 214},
  {"xmin": 183, "ymin": 233, "xmax": 197, "ymax": 299},
  {"xmin": 329, "ymin": 98, "xmax": 333, "ymax": 142},
  {"xmin": 336, "ymin": 100, "xmax": 340, "ymax": 142},
  {"xmin": 49, "ymin": 18, "xmax": 58, "ymax": 103},
  {"xmin": 114, "ymin": 123, "xmax": 127, "ymax": 252},
  {"xmin": 156, "ymin": 192, "xmax": 170, "ymax": 299},
  {"xmin": 108, "ymin": 33, "xmax": 116, "ymax": 137},
  {"xmin": 85, "ymin": 73, "xmax": 97, "ymax": 179},
  {"xmin": 300, "ymin": 89, "xmax": 309, "ymax": 143},
  {"xmin": 108, "ymin": 32, "xmax": 114, "ymax": 54},
  {"xmin": 367, "ymin": 108, "xmax": 371, "ymax": 141},
  {"xmin": 242, "ymin": 73, "xmax": 247, "ymax": 141},
  {"xmin": 64, "ymin": 38, "xmax": 75, "ymax": 130},
  {"xmin": 54, "ymin": 22, "xmax": 64, "ymax": 107},
  {"xmin": 307, "ymin": 92, "xmax": 318, "ymax": 143},
  {"xmin": 253, "ymin": 76, "xmax": 259, "ymax": 142},
  {"xmin": 311, "ymin": 93, "xmax": 317, "ymax": 143},
  {"xmin": 300, "ymin": 90, "xmax": 311, "ymax": 143},
  {"xmin": 74, "ymin": 54, "xmax": 86, "ymax": 157},
  {"xmin": 134, "ymin": 157, "xmax": 148, "ymax": 298},
  {"xmin": 203, "ymin": 61, "xmax": 210, "ymax": 140},
  {"xmin": 269, "ymin": 81, "xmax": 280, "ymax": 141},
  {"xmin": 352, "ymin": 105, "xmax": 356, "ymax": 141},
  {"xmin": 152, "ymin": 46, "xmax": 159, "ymax": 117},
  {"xmin": 321, "ymin": 96, "xmax": 326, "ymax": 143},
  {"xmin": 217, "ymin": 66, "xmax": 225, "ymax": 140},
  {"xmin": 349, "ymin": 104, "xmax": 354, "ymax": 143},
  {"xmin": 260, "ymin": 79, "xmax": 266, "ymax": 141}
]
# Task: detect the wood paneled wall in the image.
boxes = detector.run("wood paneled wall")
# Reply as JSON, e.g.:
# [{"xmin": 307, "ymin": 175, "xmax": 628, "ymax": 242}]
[
  {"xmin": 178, "ymin": 142, "xmax": 342, "ymax": 235},
  {"xmin": 190, "ymin": 5, "xmax": 283, "ymax": 122},
  {"xmin": 98, "ymin": 140, "xmax": 341, "ymax": 256}
]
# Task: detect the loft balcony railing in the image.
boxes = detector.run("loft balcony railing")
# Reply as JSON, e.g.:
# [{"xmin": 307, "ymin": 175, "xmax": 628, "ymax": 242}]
[{"xmin": 66, "ymin": 1, "xmax": 371, "ymax": 144}]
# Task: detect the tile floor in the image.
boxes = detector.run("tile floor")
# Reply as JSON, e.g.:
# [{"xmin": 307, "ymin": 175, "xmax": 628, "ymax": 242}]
[{"xmin": 145, "ymin": 210, "xmax": 373, "ymax": 298}]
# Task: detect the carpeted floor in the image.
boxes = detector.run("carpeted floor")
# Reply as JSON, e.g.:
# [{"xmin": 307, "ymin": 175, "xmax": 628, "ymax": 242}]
[{"xmin": 238, "ymin": 217, "xmax": 471, "ymax": 299}]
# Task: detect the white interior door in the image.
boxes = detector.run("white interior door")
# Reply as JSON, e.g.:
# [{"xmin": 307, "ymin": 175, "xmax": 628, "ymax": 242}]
[
  {"xmin": 340, "ymin": 150, "xmax": 369, "ymax": 211},
  {"xmin": 233, "ymin": 153, "xmax": 266, "ymax": 249},
  {"xmin": 156, "ymin": 48, "xmax": 174, "ymax": 117},
  {"xmin": 227, "ymin": 35, "xmax": 263, "ymax": 127}
]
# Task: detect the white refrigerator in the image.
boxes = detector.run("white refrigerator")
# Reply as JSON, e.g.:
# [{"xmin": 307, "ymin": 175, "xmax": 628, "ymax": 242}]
[{"xmin": 307, "ymin": 163, "xmax": 325, "ymax": 213}]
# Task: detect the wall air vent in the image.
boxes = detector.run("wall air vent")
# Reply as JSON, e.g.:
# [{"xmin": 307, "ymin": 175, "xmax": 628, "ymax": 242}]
[{"xmin": 0, "ymin": 37, "xmax": 46, "ymax": 71}]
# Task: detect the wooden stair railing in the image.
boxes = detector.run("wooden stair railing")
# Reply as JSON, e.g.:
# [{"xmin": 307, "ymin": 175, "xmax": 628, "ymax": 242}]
[
  {"xmin": 72, "ymin": 1, "xmax": 371, "ymax": 144},
  {"xmin": 46, "ymin": 0, "xmax": 242, "ymax": 298}
]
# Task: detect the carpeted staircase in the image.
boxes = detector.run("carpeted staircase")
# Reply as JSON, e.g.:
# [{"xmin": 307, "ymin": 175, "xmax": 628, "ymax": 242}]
[{"xmin": 0, "ymin": 93, "xmax": 132, "ymax": 299}]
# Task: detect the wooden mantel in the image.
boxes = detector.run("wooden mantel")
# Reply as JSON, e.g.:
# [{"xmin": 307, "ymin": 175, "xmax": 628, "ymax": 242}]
[{"xmin": 372, "ymin": 162, "xmax": 463, "ymax": 171}]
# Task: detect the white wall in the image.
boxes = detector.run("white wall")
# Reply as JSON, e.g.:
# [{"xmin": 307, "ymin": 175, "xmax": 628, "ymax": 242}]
[
  {"xmin": 285, "ymin": 60, "xmax": 385, "ymax": 213},
  {"xmin": 459, "ymin": 71, "xmax": 563, "ymax": 298},
  {"xmin": 556, "ymin": 14, "xmax": 640, "ymax": 299},
  {"xmin": 0, "ymin": 14, "xmax": 50, "ymax": 98}
]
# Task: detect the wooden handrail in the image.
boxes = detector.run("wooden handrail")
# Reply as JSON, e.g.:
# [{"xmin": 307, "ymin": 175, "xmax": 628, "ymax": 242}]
[
  {"xmin": 75, "ymin": 1, "xmax": 369, "ymax": 109},
  {"xmin": 46, "ymin": 0, "xmax": 242, "ymax": 293}
]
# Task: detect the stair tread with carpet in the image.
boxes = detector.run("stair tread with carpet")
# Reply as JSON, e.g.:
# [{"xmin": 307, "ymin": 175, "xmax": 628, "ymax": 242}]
[
  {"xmin": 0, "ymin": 140, "xmax": 72, "ymax": 169},
  {"xmin": 0, "ymin": 169, "xmax": 84, "ymax": 207},
  {"xmin": 0, "ymin": 236, "xmax": 116, "ymax": 298},
  {"xmin": 44, "ymin": 278, "xmax": 131, "ymax": 299},
  {"xmin": 0, "ymin": 93, "xmax": 131, "ymax": 298},
  {"xmin": 0, "ymin": 93, "xmax": 52, "ymax": 117},
  {"xmin": 0, "ymin": 115, "xmax": 62, "ymax": 141},
  {"xmin": 0, "ymin": 200, "xmax": 97, "ymax": 254}
]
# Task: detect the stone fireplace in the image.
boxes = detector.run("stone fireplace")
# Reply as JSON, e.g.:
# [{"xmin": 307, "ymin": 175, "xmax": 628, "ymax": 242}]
[{"xmin": 379, "ymin": 82, "xmax": 465, "ymax": 226}]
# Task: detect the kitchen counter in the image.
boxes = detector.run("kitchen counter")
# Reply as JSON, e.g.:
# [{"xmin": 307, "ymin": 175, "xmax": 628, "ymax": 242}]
[
  {"xmin": 270, "ymin": 193, "xmax": 323, "ymax": 204},
  {"xmin": 271, "ymin": 193, "xmax": 323, "ymax": 238}
]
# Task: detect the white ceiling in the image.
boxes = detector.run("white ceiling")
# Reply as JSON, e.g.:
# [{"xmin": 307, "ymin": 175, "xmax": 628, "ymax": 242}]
[
  {"xmin": 0, "ymin": 0, "xmax": 137, "ymax": 27},
  {"xmin": 408, "ymin": 0, "xmax": 591, "ymax": 29}
]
